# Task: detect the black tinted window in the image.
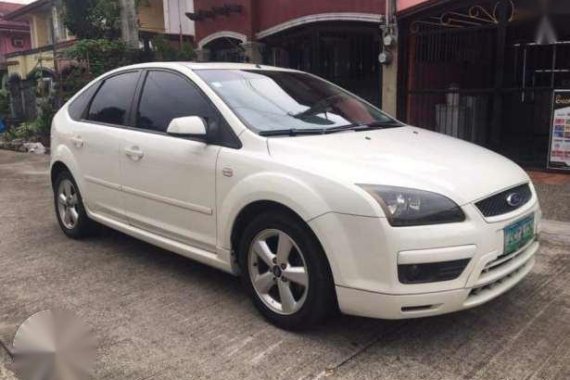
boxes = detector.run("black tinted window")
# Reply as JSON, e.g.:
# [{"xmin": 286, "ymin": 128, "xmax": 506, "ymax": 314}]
[
  {"xmin": 136, "ymin": 70, "xmax": 216, "ymax": 132},
  {"xmin": 68, "ymin": 81, "xmax": 100, "ymax": 121},
  {"xmin": 87, "ymin": 71, "xmax": 139, "ymax": 126}
]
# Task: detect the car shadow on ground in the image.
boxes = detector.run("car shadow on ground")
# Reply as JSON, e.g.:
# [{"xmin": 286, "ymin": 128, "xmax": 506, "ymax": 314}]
[{"xmin": 90, "ymin": 222, "xmax": 560, "ymax": 350}]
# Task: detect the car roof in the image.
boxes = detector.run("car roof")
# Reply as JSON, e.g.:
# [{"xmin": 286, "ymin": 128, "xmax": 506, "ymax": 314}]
[{"xmin": 115, "ymin": 61, "xmax": 299, "ymax": 72}]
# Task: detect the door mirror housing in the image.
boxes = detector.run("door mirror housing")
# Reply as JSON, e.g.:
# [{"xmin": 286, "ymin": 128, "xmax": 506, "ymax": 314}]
[{"xmin": 167, "ymin": 116, "xmax": 207, "ymax": 139}]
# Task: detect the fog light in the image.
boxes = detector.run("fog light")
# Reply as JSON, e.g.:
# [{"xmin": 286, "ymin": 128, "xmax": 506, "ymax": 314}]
[
  {"xmin": 398, "ymin": 259, "xmax": 470, "ymax": 284},
  {"xmin": 406, "ymin": 264, "xmax": 422, "ymax": 281}
]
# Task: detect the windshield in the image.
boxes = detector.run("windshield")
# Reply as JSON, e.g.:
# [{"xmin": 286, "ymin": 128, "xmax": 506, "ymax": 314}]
[{"xmin": 195, "ymin": 69, "xmax": 399, "ymax": 135}]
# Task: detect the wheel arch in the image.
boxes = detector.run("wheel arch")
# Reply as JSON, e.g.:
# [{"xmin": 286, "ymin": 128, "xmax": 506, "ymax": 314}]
[
  {"xmin": 218, "ymin": 172, "xmax": 332, "ymax": 252},
  {"xmin": 230, "ymin": 200, "xmax": 311, "ymax": 255},
  {"xmin": 50, "ymin": 161, "xmax": 70, "ymax": 188},
  {"xmin": 230, "ymin": 199, "xmax": 338, "ymax": 309},
  {"xmin": 50, "ymin": 144, "xmax": 84, "ymax": 194}
]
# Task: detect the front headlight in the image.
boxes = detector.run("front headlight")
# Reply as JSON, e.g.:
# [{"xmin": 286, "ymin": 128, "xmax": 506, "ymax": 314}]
[{"xmin": 357, "ymin": 185, "xmax": 466, "ymax": 227}]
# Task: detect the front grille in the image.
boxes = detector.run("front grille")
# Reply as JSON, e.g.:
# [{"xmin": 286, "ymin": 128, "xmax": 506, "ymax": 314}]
[
  {"xmin": 482, "ymin": 238, "xmax": 534, "ymax": 273},
  {"xmin": 475, "ymin": 184, "xmax": 532, "ymax": 217},
  {"xmin": 469, "ymin": 259, "xmax": 529, "ymax": 298}
]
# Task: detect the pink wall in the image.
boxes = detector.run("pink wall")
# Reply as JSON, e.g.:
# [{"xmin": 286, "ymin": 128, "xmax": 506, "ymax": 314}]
[
  {"xmin": 0, "ymin": 30, "xmax": 31, "ymax": 57},
  {"xmin": 398, "ymin": 0, "xmax": 430, "ymax": 12},
  {"xmin": 0, "ymin": 1, "xmax": 31, "ymax": 61}
]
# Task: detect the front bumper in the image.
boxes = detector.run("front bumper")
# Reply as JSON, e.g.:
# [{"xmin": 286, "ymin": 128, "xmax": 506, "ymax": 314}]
[{"xmin": 309, "ymin": 191, "xmax": 541, "ymax": 320}]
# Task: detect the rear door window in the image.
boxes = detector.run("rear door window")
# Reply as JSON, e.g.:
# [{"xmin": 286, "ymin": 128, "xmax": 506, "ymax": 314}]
[{"xmin": 87, "ymin": 71, "xmax": 140, "ymax": 126}]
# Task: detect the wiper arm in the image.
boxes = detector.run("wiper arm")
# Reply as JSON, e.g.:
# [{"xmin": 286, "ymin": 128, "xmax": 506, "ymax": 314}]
[
  {"xmin": 259, "ymin": 128, "xmax": 327, "ymax": 137},
  {"xmin": 258, "ymin": 121, "xmax": 403, "ymax": 137},
  {"xmin": 325, "ymin": 121, "xmax": 403, "ymax": 134}
]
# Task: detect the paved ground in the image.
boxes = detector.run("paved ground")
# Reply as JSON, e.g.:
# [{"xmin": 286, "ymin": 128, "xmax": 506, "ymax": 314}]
[
  {"xmin": 528, "ymin": 171, "xmax": 570, "ymax": 223},
  {"xmin": 1, "ymin": 150, "xmax": 569, "ymax": 380}
]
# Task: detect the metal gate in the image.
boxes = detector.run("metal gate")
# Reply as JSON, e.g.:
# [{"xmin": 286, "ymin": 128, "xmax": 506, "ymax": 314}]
[
  {"xmin": 262, "ymin": 24, "xmax": 382, "ymax": 106},
  {"xmin": 400, "ymin": 0, "xmax": 570, "ymax": 167},
  {"xmin": 502, "ymin": 41, "xmax": 570, "ymax": 164},
  {"xmin": 404, "ymin": 26, "xmax": 496, "ymax": 146}
]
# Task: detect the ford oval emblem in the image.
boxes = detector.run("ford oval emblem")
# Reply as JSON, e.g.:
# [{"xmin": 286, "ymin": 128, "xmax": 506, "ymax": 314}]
[{"xmin": 506, "ymin": 192, "xmax": 522, "ymax": 207}]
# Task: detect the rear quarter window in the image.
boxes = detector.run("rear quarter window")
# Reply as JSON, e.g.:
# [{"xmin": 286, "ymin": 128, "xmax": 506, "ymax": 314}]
[{"xmin": 68, "ymin": 82, "xmax": 100, "ymax": 121}]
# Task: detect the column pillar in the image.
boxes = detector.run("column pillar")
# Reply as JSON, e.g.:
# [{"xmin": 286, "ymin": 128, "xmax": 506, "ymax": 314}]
[
  {"xmin": 490, "ymin": 0, "xmax": 509, "ymax": 148},
  {"xmin": 382, "ymin": 48, "xmax": 398, "ymax": 116}
]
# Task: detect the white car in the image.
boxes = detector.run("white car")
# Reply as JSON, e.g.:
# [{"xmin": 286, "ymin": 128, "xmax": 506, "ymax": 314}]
[{"xmin": 51, "ymin": 63, "xmax": 541, "ymax": 329}]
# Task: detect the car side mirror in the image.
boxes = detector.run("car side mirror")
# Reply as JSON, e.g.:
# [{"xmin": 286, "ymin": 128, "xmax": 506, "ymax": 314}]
[{"xmin": 166, "ymin": 116, "xmax": 207, "ymax": 139}]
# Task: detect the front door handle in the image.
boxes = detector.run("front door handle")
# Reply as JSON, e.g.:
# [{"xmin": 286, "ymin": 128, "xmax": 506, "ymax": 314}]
[
  {"xmin": 70, "ymin": 136, "xmax": 84, "ymax": 148},
  {"xmin": 124, "ymin": 146, "xmax": 144, "ymax": 161}
]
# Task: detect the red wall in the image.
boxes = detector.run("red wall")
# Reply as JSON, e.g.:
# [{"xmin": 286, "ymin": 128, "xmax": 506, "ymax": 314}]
[
  {"xmin": 194, "ymin": 0, "xmax": 255, "ymax": 42},
  {"xmin": 194, "ymin": 0, "xmax": 385, "ymax": 44},
  {"xmin": 255, "ymin": 0, "xmax": 384, "ymax": 32}
]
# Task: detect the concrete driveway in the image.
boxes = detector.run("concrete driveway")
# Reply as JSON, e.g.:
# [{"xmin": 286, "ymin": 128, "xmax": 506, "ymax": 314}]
[{"xmin": 1, "ymin": 150, "xmax": 569, "ymax": 380}]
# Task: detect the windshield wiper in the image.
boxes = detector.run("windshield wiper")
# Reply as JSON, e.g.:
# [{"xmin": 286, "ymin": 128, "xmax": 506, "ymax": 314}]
[
  {"xmin": 258, "ymin": 121, "xmax": 403, "ymax": 137},
  {"xmin": 325, "ymin": 121, "xmax": 403, "ymax": 134},
  {"xmin": 259, "ymin": 128, "xmax": 327, "ymax": 137}
]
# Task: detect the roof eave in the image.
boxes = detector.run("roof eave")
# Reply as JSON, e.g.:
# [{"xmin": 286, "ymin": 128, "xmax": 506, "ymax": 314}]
[{"xmin": 3, "ymin": 0, "xmax": 51, "ymax": 21}]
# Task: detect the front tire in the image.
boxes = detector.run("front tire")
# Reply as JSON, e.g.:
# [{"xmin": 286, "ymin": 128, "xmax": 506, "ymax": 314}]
[
  {"xmin": 238, "ymin": 211, "xmax": 335, "ymax": 330},
  {"xmin": 53, "ymin": 171, "xmax": 94, "ymax": 239}
]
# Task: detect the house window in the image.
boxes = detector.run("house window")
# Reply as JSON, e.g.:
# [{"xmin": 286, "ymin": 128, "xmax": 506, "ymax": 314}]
[{"xmin": 12, "ymin": 37, "xmax": 25, "ymax": 48}]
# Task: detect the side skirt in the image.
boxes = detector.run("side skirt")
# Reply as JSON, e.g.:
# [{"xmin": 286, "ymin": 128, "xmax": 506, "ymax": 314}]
[{"xmin": 87, "ymin": 209, "xmax": 237, "ymax": 275}]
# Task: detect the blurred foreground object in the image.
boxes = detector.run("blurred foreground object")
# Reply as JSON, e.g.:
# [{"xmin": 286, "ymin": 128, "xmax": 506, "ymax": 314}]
[{"xmin": 11, "ymin": 310, "xmax": 97, "ymax": 380}]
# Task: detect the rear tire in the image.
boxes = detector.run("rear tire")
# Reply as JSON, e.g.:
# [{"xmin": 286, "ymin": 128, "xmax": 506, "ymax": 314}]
[
  {"xmin": 238, "ymin": 210, "xmax": 336, "ymax": 330},
  {"xmin": 53, "ymin": 171, "xmax": 94, "ymax": 239}
]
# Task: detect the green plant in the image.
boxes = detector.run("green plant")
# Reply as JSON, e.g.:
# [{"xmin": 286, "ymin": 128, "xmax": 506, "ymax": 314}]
[
  {"xmin": 152, "ymin": 35, "xmax": 196, "ymax": 61},
  {"xmin": 63, "ymin": 0, "xmax": 121, "ymax": 39},
  {"xmin": 35, "ymin": 98, "xmax": 56, "ymax": 137},
  {"xmin": 63, "ymin": 0, "xmax": 150, "ymax": 40},
  {"xmin": 65, "ymin": 39, "xmax": 140, "ymax": 77},
  {"xmin": 63, "ymin": 39, "xmax": 152, "ymax": 103},
  {"xmin": 3, "ymin": 122, "xmax": 40, "ymax": 141},
  {"xmin": 152, "ymin": 34, "xmax": 177, "ymax": 61},
  {"xmin": 1, "ymin": 97, "xmax": 55, "ymax": 142},
  {"xmin": 178, "ymin": 41, "xmax": 196, "ymax": 61}
]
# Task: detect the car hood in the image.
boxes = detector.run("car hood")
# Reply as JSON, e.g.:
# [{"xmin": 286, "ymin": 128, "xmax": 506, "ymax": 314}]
[{"xmin": 267, "ymin": 126, "xmax": 529, "ymax": 205}]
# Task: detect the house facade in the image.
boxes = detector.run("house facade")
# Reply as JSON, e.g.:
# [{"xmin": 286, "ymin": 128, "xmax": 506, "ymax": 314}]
[
  {"xmin": 190, "ymin": 0, "xmax": 570, "ymax": 169},
  {"xmin": 4, "ymin": 0, "xmax": 195, "ymax": 81},
  {"xmin": 0, "ymin": 2, "xmax": 30, "ymax": 87},
  {"xmin": 3, "ymin": 0, "xmax": 195, "ymax": 121},
  {"xmin": 191, "ymin": 0, "xmax": 386, "ymax": 106}
]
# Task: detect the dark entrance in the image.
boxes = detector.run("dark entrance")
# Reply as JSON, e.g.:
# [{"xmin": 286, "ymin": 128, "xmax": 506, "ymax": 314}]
[
  {"xmin": 399, "ymin": 0, "xmax": 570, "ymax": 168},
  {"xmin": 261, "ymin": 22, "xmax": 382, "ymax": 106},
  {"xmin": 204, "ymin": 37, "xmax": 246, "ymax": 63}
]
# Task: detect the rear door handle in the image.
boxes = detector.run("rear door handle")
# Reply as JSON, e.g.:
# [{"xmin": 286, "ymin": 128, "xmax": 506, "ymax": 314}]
[
  {"xmin": 70, "ymin": 136, "xmax": 84, "ymax": 148},
  {"xmin": 124, "ymin": 146, "xmax": 144, "ymax": 161}
]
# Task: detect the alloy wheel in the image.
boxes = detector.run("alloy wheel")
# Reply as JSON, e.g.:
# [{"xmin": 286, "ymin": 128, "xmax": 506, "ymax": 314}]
[
  {"xmin": 57, "ymin": 179, "xmax": 79, "ymax": 230},
  {"xmin": 248, "ymin": 229, "xmax": 309, "ymax": 315}
]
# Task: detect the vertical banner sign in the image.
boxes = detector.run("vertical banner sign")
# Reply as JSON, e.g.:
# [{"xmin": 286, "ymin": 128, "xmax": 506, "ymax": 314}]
[{"xmin": 548, "ymin": 90, "xmax": 570, "ymax": 170}]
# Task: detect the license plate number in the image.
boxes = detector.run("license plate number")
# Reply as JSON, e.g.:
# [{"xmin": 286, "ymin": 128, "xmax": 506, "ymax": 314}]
[{"xmin": 504, "ymin": 214, "xmax": 535, "ymax": 255}]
